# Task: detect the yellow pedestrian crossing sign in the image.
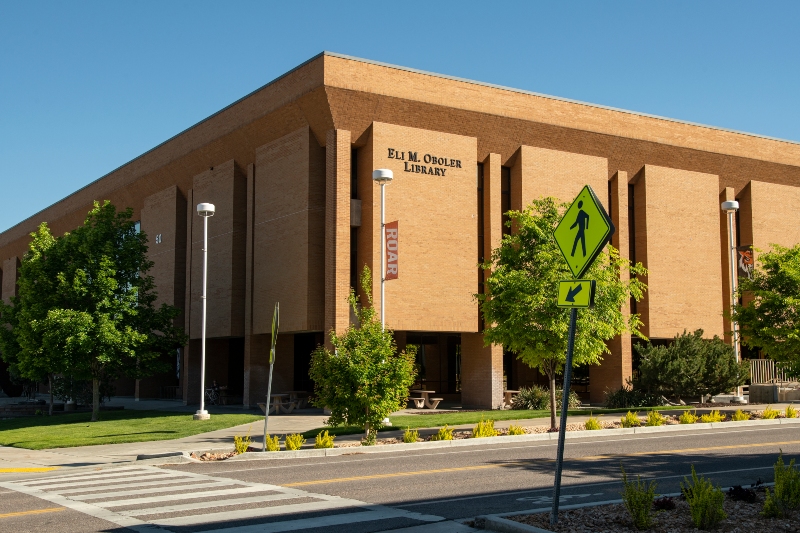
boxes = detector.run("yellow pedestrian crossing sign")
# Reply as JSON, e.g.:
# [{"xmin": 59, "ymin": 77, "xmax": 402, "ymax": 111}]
[
  {"xmin": 557, "ymin": 280, "xmax": 595, "ymax": 308},
  {"xmin": 553, "ymin": 185, "xmax": 615, "ymax": 278}
]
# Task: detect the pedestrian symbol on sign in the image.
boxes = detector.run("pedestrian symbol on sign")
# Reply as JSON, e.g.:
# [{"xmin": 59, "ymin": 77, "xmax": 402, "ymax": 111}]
[{"xmin": 570, "ymin": 201, "xmax": 589, "ymax": 257}]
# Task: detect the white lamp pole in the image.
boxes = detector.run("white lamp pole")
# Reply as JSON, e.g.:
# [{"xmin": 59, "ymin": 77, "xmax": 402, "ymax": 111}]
[
  {"xmin": 722, "ymin": 200, "xmax": 744, "ymax": 402},
  {"xmin": 372, "ymin": 169, "xmax": 393, "ymax": 330},
  {"xmin": 194, "ymin": 202, "xmax": 215, "ymax": 420}
]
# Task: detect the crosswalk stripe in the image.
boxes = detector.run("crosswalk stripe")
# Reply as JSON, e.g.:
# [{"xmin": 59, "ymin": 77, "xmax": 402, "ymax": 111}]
[
  {"xmin": 117, "ymin": 493, "xmax": 301, "ymax": 517},
  {"xmin": 20, "ymin": 467, "xmax": 151, "ymax": 484},
  {"xmin": 149, "ymin": 498, "xmax": 363, "ymax": 527},
  {"xmin": 27, "ymin": 472, "xmax": 179, "ymax": 490},
  {"xmin": 57, "ymin": 476, "xmax": 216, "ymax": 495},
  {"xmin": 71, "ymin": 480, "xmax": 232, "ymax": 500},
  {"xmin": 96, "ymin": 486, "xmax": 277, "ymax": 508}
]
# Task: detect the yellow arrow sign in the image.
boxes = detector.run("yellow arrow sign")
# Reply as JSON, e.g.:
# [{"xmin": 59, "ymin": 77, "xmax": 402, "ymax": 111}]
[
  {"xmin": 557, "ymin": 280, "xmax": 595, "ymax": 308},
  {"xmin": 553, "ymin": 185, "xmax": 615, "ymax": 278}
]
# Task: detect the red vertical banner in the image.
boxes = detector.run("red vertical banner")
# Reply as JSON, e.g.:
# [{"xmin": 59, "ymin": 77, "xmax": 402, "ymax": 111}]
[{"xmin": 385, "ymin": 220, "xmax": 398, "ymax": 280}]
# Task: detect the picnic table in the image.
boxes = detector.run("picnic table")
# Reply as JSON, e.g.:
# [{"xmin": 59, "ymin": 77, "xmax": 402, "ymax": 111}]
[
  {"xmin": 285, "ymin": 390, "xmax": 308, "ymax": 409},
  {"xmin": 504, "ymin": 390, "xmax": 520, "ymax": 409},
  {"xmin": 257, "ymin": 393, "xmax": 296, "ymax": 415},
  {"xmin": 409, "ymin": 390, "xmax": 443, "ymax": 410}
]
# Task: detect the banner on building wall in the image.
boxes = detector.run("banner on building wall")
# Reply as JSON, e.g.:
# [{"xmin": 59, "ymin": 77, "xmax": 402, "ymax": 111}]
[
  {"xmin": 737, "ymin": 245, "xmax": 754, "ymax": 279},
  {"xmin": 385, "ymin": 221, "xmax": 398, "ymax": 280}
]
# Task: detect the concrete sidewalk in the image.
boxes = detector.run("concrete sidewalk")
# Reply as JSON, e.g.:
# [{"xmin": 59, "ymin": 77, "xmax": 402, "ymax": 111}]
[{"xmin": 1, "ymin": 400, "xmax": 795, "ymax": 471}]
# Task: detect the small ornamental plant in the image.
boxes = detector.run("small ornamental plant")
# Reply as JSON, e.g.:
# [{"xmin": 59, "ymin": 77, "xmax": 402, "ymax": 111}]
[
  {"xmin": 761, "ymin": 405, "xmax": 780, "ymax": 420},
  {"xmin": 787, "ymin": 405, "xmax": 798, "ymax": 419},
  {"xmin": 620, "ymin": 464, "xmax": 658, "ymax": 530},
  {"xmin": 472, "ymin": 419, "xmax": 499, "ymax": 438},
  {"xmin": 285, "ymin": 433, "xmax": 307, "ymax": 450},
  {"xmin": 682, "ymin": 465, "xmax": 727, "ymax": 529},
  {"xmin": 312, "ymin": 431, "xmax": 333, "ymax": 449},
  {"xmin": 584, "ymin": 414, "xmax": 602, "ymax": 430},
  {"xmin": 361, "ymin": 431, "xmax": 377, "ymax": 446},
  {"xmin": 233, "ymin": 429, "xmax": 252, "ymax": 455},
  {"xmin": 507, "ymin": 423, "xmax": 525, "ymax": 435},
  {"xmin": 264, "ymin": 434, "xmax": 280, "ymax": 452},
  {"xmin": 699, "ymin": 410, "xmax": 725, "ymax": 423},
  {"xmin": 621, "ymin": 411, "xmax": 641, "ymax": 428},
  {"xmin": 403, "ymin": 427, "xmax": 419, "ymax": 443},
  {"xmin": 679, "ymin": 410, "xmax": 698, "ymax": 424},
  {"xmin": 430, "ymin": 425, "xmax": 454, "ymax": 441},
  {"xmin": 645, "ymin": 410, "xmax": 665, "ymax": 426},
  {"xmin": 762, "ymin": 453, "xmax": 800, "ymax": 518},
  {"xmin": 731, "ymin": 409, "xmax": 751, "ymax": 421}
]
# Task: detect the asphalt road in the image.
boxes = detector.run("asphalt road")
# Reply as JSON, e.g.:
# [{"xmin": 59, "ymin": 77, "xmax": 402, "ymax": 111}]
[{"xmin": 1, "ymin": 424, "xmax": 798, "ymax": 532}]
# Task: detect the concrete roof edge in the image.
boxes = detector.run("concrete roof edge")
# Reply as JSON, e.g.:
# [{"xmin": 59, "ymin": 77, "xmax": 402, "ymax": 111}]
[
  {"xmin": 321, "ymin": 51, "xmax": 800, "ymax": 149},
  {"xmin": 1, "ymin": 52, "xmax": 328, "ymax": 239}
]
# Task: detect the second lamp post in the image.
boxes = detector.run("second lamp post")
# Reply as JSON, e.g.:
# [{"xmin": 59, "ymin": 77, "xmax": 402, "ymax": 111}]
[{"xmin": 372, "ymin": 169, "xmax": 393, "ymax": 330}]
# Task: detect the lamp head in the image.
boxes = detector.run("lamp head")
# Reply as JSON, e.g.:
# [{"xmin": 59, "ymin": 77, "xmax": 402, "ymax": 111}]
[
  {"xmin": 721, "ymin": 200, "xmax": 739, "ymax": 212},
  {"xmin": 372, "ymin": 169, "xmax": 393, "ymax": 184},
  {"xmin": 197, "ymin": 203, "xmax": 216, "ymax": 217}
]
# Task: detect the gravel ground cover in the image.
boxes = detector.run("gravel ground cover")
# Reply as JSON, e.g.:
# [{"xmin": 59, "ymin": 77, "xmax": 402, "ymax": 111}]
[{"xmin": 510, "ymin": 490, "xmax": 799, "ymax": 532}]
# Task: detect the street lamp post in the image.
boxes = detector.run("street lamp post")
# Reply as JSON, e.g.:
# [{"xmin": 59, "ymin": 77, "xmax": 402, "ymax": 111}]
[
  {"xmin": 193, "ymin": 202, "xmax": 215, "ymax": 421},
  {"xmin": 722, "ymin": 200, "xmax": 745, "ymax": 403},
  {"xmin": 372, "ymin": 169, "xmax": 393, "ymax": 330}
]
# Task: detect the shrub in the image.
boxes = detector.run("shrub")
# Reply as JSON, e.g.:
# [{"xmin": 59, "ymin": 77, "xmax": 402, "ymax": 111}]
[
  {"xmin": 605, "ymin": 383, "xmax": 665, "ymax": 409},
  {"xmin": 762, "ymin": 405, "xmax": 780, "ymax": 419},
  {"xmin": 620, "ymin": 464, "xmax": 658, "ymax": 530},
  {"xmin": 284, "ymin": 433, "xmax": 306, "ymax": 451},
  {"xmin": 621, "ymin": 411, "xmax": 641, "ymax": 428},
  {"xmin": 787, "ymin": 405, "xmax": 798, "ymax": 419},
  {"xmin": 700, "ymin": 410, "xmax": 725, "ymax": 423},
  {"xmin": 731, "ymin": 409, "xmax": 751, "ymax": 421},
  {"xmin": 403, "ymin": 427, "xmax": 419, "ymax": 443},
  {"xmin": 636, "ymin": 329, "xmax": 748, "ymax": 401},
  {"xmin": 361, "ymin": 430, "xmax": 377, "ymax": 446},
  {"xmin": 507, "ymin": 423, "xmax": 525, "ymax": 435},
  {"xmin": 681, "ymin": 465, "xmax": 727, "ymax": 529},
  {"xmin": 312, "ymin": 431, "xmax": 333, "ymax": 449},
  {"xmin": 264, "ymin": 434, "xmax": 280, "ymax": 452},
  {"xmin": 645, "ymin": 411, "xmax": 665, "ymax": 426},
  {"xmin": 679, "ymin": 410, "xmax": 698, "ymax": 424},
  {"xmin": 473, "ymin": 419, "xmax": 499, "ymax": 438},
  {"xmin": 233, "ymin": 427, "xmax": 252, "ymax": 454},
  {"xmin": 762, "ymin": 453, "xmax": 800, "ymax": 518},
  {"xmin": 430, "ymin": 425, "xmax": 453, "ymax": 441},
  {"xmin": 511, "ymin": 385, "xmax": 580, "ymax": 410},
  {"xmin": 585, "ymin": 414, "xmax": 602, "ymax": 430}
]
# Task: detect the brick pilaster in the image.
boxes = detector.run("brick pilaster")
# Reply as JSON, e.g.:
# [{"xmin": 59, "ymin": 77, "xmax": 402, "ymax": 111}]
[{"xmin": 325, "ymin": 129, "xmax": 351, "ymax": 347}]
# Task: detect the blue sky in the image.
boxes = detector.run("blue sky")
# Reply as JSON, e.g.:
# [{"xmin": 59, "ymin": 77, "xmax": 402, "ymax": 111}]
[{"xmin": 1, "ymin": 1, "xmax": 799, "ymax": 233}]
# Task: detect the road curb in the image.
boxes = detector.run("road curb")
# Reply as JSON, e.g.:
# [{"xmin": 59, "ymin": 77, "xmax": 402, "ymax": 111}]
[{"xmin": 178, "ymin": 416, "xmax": 800, "ymax": 463}]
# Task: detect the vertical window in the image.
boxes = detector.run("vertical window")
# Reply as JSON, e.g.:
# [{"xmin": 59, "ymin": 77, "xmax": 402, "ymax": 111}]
[
  {"xmin": 350, "ymin": 148, "xmax": 359, "ymax": 289},
  {"xmin": 351, "ymin": 148, "xmax": 358, "ymax": 200},
  {"xmin": 477, "ymin": 163, "xmax": 485, "ymax": 293},
  {"xmin": 501, "ymin": 167, "xmax": 511, "ymax": 236},
  {"xmin": 628, "ymin": 184, "xmax": 637, "ymax": 316},
  {"xmin": 134, "ymin": 221, "xmax": 141, "ymax": 233}
]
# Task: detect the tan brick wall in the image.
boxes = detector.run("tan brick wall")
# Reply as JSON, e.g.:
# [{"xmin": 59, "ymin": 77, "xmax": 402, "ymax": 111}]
[
  {"xmin": 252, "ymin": 126, "xmax": 325, "ymax": 334},
  {"xmin": 1, "ymin": 256, "xmax": 19, "ymax": 304},
  {"xmin": 461, "ymin": 332, "xmax": 503, "ymax": 408},
  {"xmin": 632, "ymin": 165, "xmax": 723, "ymax": 339},
  {"xmin": 511, "ymin": 145, "xmax": 608, "ymax": 210},
  {"xmin": 738, "ymin": 180, "xmax": 800, "ymax": 254},
  {"xmin": 189, "ymin": 159, "xmax": 247, "ymax": 339},
  {"xmin": 325, "ymin": 129, "xmax": 351, "ymax": 342},
  {"xmin": 357, "ymin": 122, "xmax": 478, "ymax": 332}
]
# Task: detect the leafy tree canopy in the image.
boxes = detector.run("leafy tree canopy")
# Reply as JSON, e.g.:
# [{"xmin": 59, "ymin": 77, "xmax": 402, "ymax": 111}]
[
  {"xmin": 477, "ymin": 197, "xmax": 647, "ymax": 428},
  {"xmin": 733, "ymin": 244, "xmax": 800, "ymax": 376},
  {"xmin": 310, "ymin": 267, "xmax": 417, "ymax": 439}
]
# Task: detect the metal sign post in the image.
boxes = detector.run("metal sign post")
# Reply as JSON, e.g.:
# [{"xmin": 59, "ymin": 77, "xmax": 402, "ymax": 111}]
[
  {"xmin": 262, "ymin": 302, "xmax": 280, "ymax": 452},
  {"xmin": 550, "ymin": 185, "xmax": 614, "ymax": 526}
]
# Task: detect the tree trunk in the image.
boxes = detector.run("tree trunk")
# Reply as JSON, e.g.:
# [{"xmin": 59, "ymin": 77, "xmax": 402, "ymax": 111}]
[
  {"xmin": 549, "ymin": 373, "xmax": 557, "ymax": 431},
  {"xmin": 91, "ymin": 378, "xmax": 100, "ymax": 422},
  {"xmin": 48, "ymin": 374, "xmax": 53, "ymax": 416}
]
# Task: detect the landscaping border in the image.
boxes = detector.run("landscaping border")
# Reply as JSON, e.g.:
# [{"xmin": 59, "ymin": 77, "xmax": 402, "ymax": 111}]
[{"xmin": 163, "ymin": 417, "xmax": 800, "ymax": 463}]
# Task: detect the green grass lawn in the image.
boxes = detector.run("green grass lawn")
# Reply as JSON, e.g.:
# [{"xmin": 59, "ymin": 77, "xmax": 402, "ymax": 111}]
[
  {"xmin": 300, "ymin": 405, "xmax": 691, "ymax": 438},
  {"xmin": 0, "ymin": 410, "xmax": 262, "ymax": 450}
]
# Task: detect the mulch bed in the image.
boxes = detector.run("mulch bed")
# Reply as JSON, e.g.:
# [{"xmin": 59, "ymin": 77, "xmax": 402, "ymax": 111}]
[{"xmin": 510, "ymin": 489, "xmax": 799, "ymax": 532}]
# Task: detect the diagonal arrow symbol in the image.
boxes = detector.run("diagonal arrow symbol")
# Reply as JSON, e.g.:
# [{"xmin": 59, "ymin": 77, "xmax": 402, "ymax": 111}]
[{"xmin": 565, "ymin": 283, "xmax": 583, "ymax": 303}]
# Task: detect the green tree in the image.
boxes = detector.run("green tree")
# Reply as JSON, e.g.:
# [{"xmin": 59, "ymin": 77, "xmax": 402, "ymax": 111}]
[
  {"xmin": 1, "ymin": 202, "xmax": 186, "ymax": 421},
  {"xmin": 478, "ymin": 198, "xmax": 647, "ymax": 429},
  {"xmin": 733, "ymin": 244, "xmax": 800, "ymax": 377},
  {"xmin": 636, "ymin": 329, "xmax": 748, "ymax": 401},
  {"xmin": 0, "ymin": 223, "xmax": 68, "ymax": 414},
  {"xmin": 309, "ymin": 267, "xmax": 417, "ymax": 439}
]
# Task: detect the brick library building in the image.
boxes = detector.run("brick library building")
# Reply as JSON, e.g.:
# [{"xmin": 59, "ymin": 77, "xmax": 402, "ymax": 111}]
[{"xmin": 2, "ymin": 52, "xmax": 799, "ymax": 409}]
